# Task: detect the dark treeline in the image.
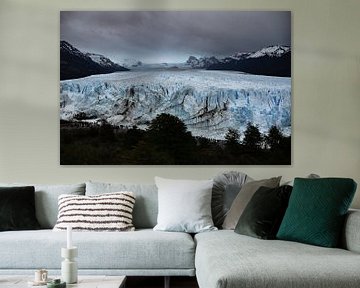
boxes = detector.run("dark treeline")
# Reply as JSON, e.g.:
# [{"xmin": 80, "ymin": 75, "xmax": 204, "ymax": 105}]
[{"xmin": 60, "ymin": 113, "xmax": 291, "ymax": 165}]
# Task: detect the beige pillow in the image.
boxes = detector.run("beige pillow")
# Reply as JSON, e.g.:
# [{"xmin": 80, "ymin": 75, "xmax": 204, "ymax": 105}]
[{"xmin": 222, "ymin": 176, "xmax": 281, "ymax": 230}]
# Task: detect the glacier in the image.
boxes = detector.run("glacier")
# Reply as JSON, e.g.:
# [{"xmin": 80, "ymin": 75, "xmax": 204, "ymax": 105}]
[{"xmin": 60, "ymin": 69, "xmax": 291, "ymax": 140}]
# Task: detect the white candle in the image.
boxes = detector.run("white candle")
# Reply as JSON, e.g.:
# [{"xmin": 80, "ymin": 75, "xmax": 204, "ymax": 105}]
[{"xmin": 67, "ymin": 225, "xmax": 72, "ymax": 249}]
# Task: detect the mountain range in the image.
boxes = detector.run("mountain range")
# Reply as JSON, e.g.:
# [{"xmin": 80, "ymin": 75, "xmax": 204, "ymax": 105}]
[
  {"xmin": 60, "ymin": 41, "xmax": 128, "ymax": 80},
  {"xmin": 60, "ymin": 41, "xmax": 291, "ymax": 80},
  {"xmin": 186, "ymin": 45, "xmax": 291, "ymax": 77}
]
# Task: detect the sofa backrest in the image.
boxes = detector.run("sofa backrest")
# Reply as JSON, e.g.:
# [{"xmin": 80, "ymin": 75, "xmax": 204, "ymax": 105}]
[{"xmin": 86, "ymin": 181, "xmax": 158, "ymax": 229}]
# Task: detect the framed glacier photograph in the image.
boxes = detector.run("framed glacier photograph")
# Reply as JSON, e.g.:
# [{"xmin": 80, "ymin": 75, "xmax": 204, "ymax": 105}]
[{"xmin": 60, "ymin": 11, "xmax": 291, "ymax": 165}]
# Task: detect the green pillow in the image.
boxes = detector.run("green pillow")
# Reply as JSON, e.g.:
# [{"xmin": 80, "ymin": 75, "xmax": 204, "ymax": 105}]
[{"xmin": 277, "ymin": 178, "xmax": 357, "ymax": 247}]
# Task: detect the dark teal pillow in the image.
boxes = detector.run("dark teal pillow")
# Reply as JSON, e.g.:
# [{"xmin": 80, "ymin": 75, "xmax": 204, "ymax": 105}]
[
  {"xmin": 0, "ymin": 186, "xmax": 41, "ymax": 231},
  {"xmin": 276, "ymin": 178, "xmax": 357, "ymax": 247},
  {"xmin": 235, "ymin": 185, "xmax": 292, "ymax": 239}
]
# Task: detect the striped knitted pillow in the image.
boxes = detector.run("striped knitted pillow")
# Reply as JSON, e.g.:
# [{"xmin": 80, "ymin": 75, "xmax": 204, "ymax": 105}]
[{"xmin": 53, "ymin": 192, "xmax": 136, "ymax": 231}]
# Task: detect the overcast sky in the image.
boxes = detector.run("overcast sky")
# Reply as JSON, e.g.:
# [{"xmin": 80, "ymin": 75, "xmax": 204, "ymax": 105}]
[{"xmin": 61, "ymin": 11, "xmax": 291, "ymax": 64}]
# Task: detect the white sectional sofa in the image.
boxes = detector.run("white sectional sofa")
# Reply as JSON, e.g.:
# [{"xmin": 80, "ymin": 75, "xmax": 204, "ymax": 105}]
[{"xmin": 0, "ymin": 180, "xmax": 359, "ymax": 288}]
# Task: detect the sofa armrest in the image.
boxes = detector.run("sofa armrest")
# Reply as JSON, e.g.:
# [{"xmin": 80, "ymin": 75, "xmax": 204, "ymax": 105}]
[{"xmin": 342, "ymin": 209, "xmax": 360, "ymax": 253}]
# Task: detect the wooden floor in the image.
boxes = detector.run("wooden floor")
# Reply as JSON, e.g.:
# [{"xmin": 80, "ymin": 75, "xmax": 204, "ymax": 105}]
[{"xmin": 126, "ymin": 276, "xmax": 199, "ymax": 288}]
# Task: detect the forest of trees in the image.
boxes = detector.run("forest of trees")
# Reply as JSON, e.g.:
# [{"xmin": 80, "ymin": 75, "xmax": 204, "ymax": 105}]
[{"xmin": 60, "ymin": 113, "xmax": 291, "ymax": 165}]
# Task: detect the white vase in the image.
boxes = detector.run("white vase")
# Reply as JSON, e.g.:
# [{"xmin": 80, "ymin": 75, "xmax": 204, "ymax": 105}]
[{"xmin": 61, "ymin": 247, "xmax": 78, "ymax": 284}]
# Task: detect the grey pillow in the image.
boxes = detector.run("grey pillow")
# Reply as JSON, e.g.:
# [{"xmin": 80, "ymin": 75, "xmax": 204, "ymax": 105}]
[
  {"xmin": 212, "ymin": 171, "xmax": 252, "ymax": 228},
  {"xmin": 86, "ymin": 181, "xmax": 158, "ymax": 229},
  {"xmin": 0, "ymin": 183, "xmax": 85, "ymax": 228},
  {"xmin": 153, "ymin": 177, "xmax": 217, "ymax": 233},
  {"xmin": 234, "ymin": 185, "xmax": 293, "ymax": 239},
  {"xmin": 222, "ymin": 176, "xmax": 281, "ymax": 230}
]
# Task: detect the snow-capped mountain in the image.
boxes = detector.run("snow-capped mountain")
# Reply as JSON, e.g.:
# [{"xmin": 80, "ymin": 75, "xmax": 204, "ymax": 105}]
[
  {"xmin": 230, "ymin": 52, "xmax": 251, "ymax": 60},
  {"xmin": 246, "ymin": 45, "xmax": 290, "ymax": 59},
  {"xmin": 186, "ymin": 56, "xmax": 220, "ymax": 69},
  {"xmin": 60, "ymin": 70, "xmax": 291, "ymax": 140},
  {"xmin": 86, "ymin": 53, "xmax": 118, "ymax": 67},
  {"xmin": 60, "ymin": 41, "xmax": 128, "ymax": 80},
  {"xmin": 61, "ymin": 40, "xmax": 87, "ymax": 59},
  {"xmin": 185, "ymin": 45, "xmax": 291, "ymax": 77}
]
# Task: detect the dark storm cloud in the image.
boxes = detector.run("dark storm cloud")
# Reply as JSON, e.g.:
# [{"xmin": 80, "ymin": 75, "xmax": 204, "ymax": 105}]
[{"xmin": 60, "ymin": 11, "xmax": 290, "ymax": 63}]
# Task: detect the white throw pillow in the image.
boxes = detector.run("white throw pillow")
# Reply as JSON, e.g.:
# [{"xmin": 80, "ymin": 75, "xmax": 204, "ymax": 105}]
[
  {"xmin": 53, "ymin": 192, "xmax": 135, "ymax": 231},
  {"xmin": 153, "ymin": 177, "xmax": 217, "ymax": 233}
]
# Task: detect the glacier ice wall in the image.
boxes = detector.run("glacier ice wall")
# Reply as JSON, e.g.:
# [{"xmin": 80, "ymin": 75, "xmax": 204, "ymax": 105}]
[{"xmin": 60, "ymin": 69, "xmax": 291, "ymax": 140}]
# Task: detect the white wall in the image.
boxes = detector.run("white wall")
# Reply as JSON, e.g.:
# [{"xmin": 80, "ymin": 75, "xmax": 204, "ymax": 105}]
[{"xmin": 0, "ymin": 0, "xmax": 359, "ymax": 208}]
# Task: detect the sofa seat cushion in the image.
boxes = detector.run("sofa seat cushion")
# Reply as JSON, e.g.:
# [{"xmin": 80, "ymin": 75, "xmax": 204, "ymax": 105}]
[
  {"xmin": 0, "ymin": 229, "xmax": 195, "ymax": 270},
  {"xmin": 195, "ymin": 230, "xmax": 360, "ymax": 288}
]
